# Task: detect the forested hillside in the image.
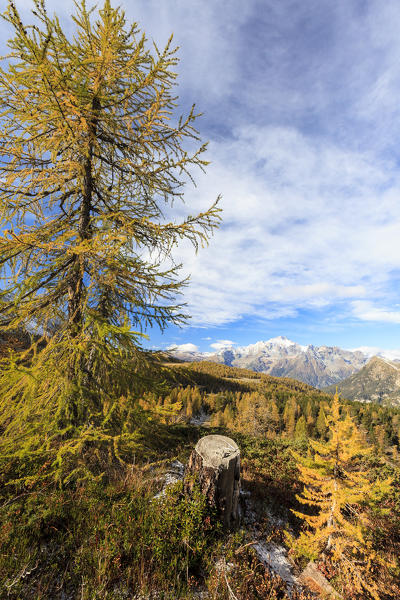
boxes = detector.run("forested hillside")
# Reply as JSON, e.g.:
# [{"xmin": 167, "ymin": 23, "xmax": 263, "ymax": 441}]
[
  {"xmin": 326, "ymin": 356, "xmax": 400, "ymax": 406},
  {"xmin": 160, "ymin": 361, "xmax": 400, "ymax": 455},
  {"xmin": 1, "ymin": 352, "xmax": 399, "ymax": 598}
]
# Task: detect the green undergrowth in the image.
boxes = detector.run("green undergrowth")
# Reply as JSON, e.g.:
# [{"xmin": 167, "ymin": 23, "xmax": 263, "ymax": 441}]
[
  {"xmin": 0, "ymin": 432, "xmax": 308, "ymax": 600},
  {"xmin": 0, "ymin": 416, "xmax": 309, "ymax": 599},
  {"xmin": 2, "ymin": 355, "xmax": 399, "ymax": 599},
  {"xmin": 4, "ymin": 418, "xmax": 397, "ymax": 599},
  {"xmin": 0, "ymin": 471, "xmax": 219, "ymax": 599}
]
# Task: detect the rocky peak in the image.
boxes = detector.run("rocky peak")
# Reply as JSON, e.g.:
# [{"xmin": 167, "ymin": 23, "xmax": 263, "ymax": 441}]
[
  {"xmin": 325, "ymin": 355, "xmax": 400, "ymax": 405},
  {"xmin": 169, "ymin": 337, "xmax": 370, "ymax": 388}
]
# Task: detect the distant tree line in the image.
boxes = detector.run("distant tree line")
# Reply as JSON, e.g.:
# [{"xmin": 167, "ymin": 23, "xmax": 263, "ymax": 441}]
[{"xmin": 149, "ymin": 361, "xmax": 400, "ymax": 457}]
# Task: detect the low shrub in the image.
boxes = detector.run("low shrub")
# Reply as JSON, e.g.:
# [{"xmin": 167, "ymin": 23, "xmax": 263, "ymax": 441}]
[{"xmin": 0, "ymin": 470, "xmax": 219, "ymax": 599}]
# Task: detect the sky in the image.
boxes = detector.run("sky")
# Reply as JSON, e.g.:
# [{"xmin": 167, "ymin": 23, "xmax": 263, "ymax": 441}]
[{"xmin": 4, "ymin": 0, "xmax": 400, "ymax": 354}]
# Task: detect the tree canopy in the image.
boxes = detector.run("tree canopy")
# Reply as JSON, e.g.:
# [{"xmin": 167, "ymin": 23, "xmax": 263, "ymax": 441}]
[{"xmin": 0, "ymin": 0, "xmax": 220, "ymax": 484}]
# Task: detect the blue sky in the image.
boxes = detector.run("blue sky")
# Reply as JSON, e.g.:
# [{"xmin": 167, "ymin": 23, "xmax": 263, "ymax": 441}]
[{"xmin": 5, "ymin": 0, "xmax": 400, "ymax": 353}]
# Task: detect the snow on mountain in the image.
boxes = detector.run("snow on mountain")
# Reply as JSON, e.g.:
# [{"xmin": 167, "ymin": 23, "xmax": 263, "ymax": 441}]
[
  {"xmin": 168, "ymin": 336, "xmax": 370, "ymax": 388},
  {"xmin": 350, "ymin": 346, "xmax": 400, "ymax": 362},
  {"xmin": 236, "ymin": 336, "xmax": 306, "ymax": 357}
]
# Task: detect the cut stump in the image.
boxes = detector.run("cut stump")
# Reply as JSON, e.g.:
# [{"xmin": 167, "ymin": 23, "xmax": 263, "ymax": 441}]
[{"xmin": 185, "ymin": 434, "xmax": 240, "ymax": 528}]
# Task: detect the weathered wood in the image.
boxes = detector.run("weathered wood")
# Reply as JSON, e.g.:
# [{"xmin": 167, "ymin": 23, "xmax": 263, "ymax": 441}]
[
  {"xmin": 185, "ymin": 434, "xmax": 240, "ymax": 528},
  {"xmin": 299, "ymin": 561, "xmax": 342, "ymax": 599}
]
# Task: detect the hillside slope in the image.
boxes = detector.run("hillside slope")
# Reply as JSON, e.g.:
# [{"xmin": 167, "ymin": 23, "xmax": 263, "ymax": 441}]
[
  {"xmin": 164, "ymin": 360, "xmax": 400, "ymax": 449},
  {"xmin": 325, "ymin": 355, "xmax": 400, "ymax": 406}
]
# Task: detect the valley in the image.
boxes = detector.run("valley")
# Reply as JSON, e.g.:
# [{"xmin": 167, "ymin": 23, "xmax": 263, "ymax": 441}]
[{"xmin": 170, "ymin": 336, "xmax": 400, "ymax": 406}]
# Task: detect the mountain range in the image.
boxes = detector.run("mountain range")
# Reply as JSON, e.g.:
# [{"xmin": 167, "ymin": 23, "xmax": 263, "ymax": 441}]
[
  {"xmin": 169, "ymin": 336, "xmax": 400, "ymax": 389},
  {"xmin": 325, "ymin": 355, "xmax": 400, "ymax": 406}
]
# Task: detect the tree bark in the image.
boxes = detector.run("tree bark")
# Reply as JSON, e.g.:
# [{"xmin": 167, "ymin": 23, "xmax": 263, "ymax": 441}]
[
  {"xmin": 185, "ymin": 434, "xmax": 240, "ymax": 528},
  {"xmin": 68, "ymin": 97, "xmax": 99, "ymax": 331}
]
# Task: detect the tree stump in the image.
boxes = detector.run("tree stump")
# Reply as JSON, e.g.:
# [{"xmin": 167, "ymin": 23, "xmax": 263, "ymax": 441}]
[{"xmin": 185, "ymin": 434, "xmax": 240, "ymax": 528}]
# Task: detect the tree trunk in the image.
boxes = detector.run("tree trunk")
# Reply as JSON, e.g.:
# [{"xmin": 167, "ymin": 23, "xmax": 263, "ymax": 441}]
[
  {"xmin": 185, "ymin": 434, "xmax": 240, "ymax": 528},
  {"xmin": 68, "ymin": 97, "xmax": 99, "ymax": 331}
]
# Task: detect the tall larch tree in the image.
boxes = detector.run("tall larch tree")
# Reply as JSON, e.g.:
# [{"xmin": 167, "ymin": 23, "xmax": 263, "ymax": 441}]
[
  {"xmin": 291, "ymin": 392, "xmax": 393, "ymax": 600},
  {"xmin": 268, "ymin": 398, "xmax": 280, "ymax": 434},
  {"xmin": 305, "ymin": 399, "xmax": 314, "ymax": 432},
  {"xmin": 294, "ymin": 414, "xmax": 307, "ymax": 442},
  {"xmin": 0, "ymin": 0, "xmax": 220, "ymax": 483},
  {"xmin": 283, "ymin": 396, "xmax": 297, "ymax": 437},
  {"xmin": 316, "ymin": 403, "xmax": 328, "ymax": 439}
]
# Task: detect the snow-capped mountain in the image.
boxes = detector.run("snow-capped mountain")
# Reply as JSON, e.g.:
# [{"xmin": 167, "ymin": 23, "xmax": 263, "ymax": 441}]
[
  {"xmin": 168, "ymin": 336, "xmax": 378, "ymax": 388},
  {"xmin": 235, "ymin": 337, "xmax": 307, "ymax": 356}
]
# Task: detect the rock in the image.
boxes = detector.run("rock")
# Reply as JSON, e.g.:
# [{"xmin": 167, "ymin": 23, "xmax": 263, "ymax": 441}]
[
  {"xmin": 153, "ymin": 460, "xmax": 185, "ymax": 499},
  {"xmin": 299, "ymin": 561, "xmax": 342, "ymax": 599},
  {"xmin": 164, "ymin": 459, "xmax": 185, "ymax": 485},
  {"xmin": 185, "ymin": 434, "xmax": 240, "ymax": 528},
  {"xmin": 189, "ymin": 411, "xmax": 210, "ymax": 426},
  {"xmin": 253, "ymin": 541, "xmax": 297, "ymax": 586}
]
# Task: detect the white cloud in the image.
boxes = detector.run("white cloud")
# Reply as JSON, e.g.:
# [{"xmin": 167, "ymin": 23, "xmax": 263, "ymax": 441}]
[
  {"xmin": 352, "ymin": 301, "xmax": 400, "ymax": 324},
  {"xmin": 349, "ymin": 346, "xmax": 381, "ymax": 356},
  {"xmin": 379, "ymin": 349, "xmax": 400, "ymax": 361},
  {"xmin": 350, "ymin": 345, "xmax": 400, "ymax": 361},
  {"xmin": 210, "ymin": 340, "xmax": 236, "ymax": 351},
  {"xmin": 167, "ymin": 343, "xmax": 199, "ymax": 353},
  {"xmin": 166, "ymin": 124, "xmax": 400, "ymax": 326}
]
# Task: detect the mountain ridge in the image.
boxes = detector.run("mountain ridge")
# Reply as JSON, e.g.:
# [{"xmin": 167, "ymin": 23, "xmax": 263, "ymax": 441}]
[
  {"xmin": 325, "ymin": 355, "xmax": 400, "ymax": 406},
  {"xmin": 169, "ymin": 336, "xmax": 400, "ymax": 389}
]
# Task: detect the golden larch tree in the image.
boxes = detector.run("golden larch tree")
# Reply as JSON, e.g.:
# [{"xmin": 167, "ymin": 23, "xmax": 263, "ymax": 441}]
[
  {"xmin": 291, "ymin": 392, "xmax": 393, "ymax": 599},
  {"xmin": 0, "ymin": 0, "xmax": 220, "ymax": 484}
]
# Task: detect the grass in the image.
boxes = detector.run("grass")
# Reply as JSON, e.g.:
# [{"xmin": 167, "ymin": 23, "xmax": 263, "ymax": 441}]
[
  {"xmin": 0, "ymin": 465, "xmax": 218, "ymax": 599},
  {"xmin": 0, "ymin": 417, "xmax": 313, "ymax": 599}
]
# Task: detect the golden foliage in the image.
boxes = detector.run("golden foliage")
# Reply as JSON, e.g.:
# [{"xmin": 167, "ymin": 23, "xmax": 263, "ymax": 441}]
[
  {"xmin": 291, "ymin": 392, "xmax": 394, "ymax": 599},
  {"xmin": 0, "ymin": 0, "xmax": 220, "ymax": 484}
]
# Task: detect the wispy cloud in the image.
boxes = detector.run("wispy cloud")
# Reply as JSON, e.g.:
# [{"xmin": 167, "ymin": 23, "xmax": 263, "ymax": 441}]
[
  {"xmin": 5, "ymin": 0, "xmax": 400, "ymax": 339},
  {"xmin": 352, "ymin": 301, "xmax": 400, "ymax": 324},
  {"xmin": 210, "ymin": 340, "xmax": 236, "ymax": 351},
  {"xmin": 167, "ymin": 343, "xmax": 199, "ymax": 353},
  {"xmin": 170, "ymin": 124, "xmax": 400, "ymax": 325},
  {"xmin": 349, "ymin": 345, "xmax": 400, "ymax": 361}
]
